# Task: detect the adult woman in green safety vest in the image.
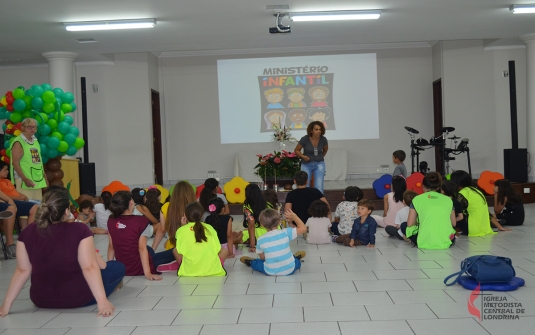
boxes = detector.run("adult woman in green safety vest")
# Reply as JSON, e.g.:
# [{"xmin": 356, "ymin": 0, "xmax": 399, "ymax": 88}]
[{"xmin": 10, "ymin": 118, "xmax": 48, "ymax": 202}]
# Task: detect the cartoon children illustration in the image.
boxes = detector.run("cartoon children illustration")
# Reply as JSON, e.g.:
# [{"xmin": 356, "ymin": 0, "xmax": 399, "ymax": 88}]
[
  {"xmin": 288, "ymin": 109, "xmax": 307, "ymax": 129},
  {"xmin": 264, "ymin": 88, "xmax": 284, "ymax": 108},
  {"xmin": 308, "ymin": 107, "xmax": 331, "ymax": 129},
  {"xmin": 287, "ymin": 88, "xmax": 306, "ymax": 108},
  {"xmin": 308, "ymin": 86, "xmax": 329, "ymax": 107},
  {"xmin": 264, "ymin": 110, "xmax": 286, "ymax": 130}
]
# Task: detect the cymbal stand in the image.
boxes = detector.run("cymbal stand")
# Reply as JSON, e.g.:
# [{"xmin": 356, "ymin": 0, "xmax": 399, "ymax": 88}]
[{"xmin": 409, "ymin": 131, "xmax": 417, "ymax": 173}]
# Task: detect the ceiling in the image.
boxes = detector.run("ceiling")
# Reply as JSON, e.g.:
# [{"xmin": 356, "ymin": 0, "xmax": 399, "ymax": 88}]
[{"xmin": 1, "ymin": 0, "xmax": 535, "ymax": 66}]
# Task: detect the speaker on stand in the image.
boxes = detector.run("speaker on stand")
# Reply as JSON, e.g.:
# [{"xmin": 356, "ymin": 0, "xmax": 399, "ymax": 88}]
[{"xmin": 79, "ymin": 77, "xmax": 97, "ymax": 195}]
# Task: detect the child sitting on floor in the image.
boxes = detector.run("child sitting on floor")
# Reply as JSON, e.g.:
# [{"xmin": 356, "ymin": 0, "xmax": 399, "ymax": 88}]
[
  {"xmin": 384, "ymin": 190, "xmax": 417, "ymax": 239},
  {"xmin": 334, "ymin": 199, "xmax": 377, "ymax": 248},
  {"xmin": 381, "ymin": 175, "xmax": 407, "ymax": 228},
  {"xmin": 76, "ymin": 200, "xmax": 107, "ymax": 235},
  {"xmin": 306, "ymin": 200, "xmax": 331, "ymax": 244},
  {"xmin": 332, "ymin": 186, "xmax": 362, "ymax": 236},
  {"xmin": 205, "ymin": 197, "xmax": 243, "ymax": 258},
  {"xmin": 240, "ymin": 208, "xmax": 306, "ymax": 276},
  {"xmin": 442, "ymin": 180, "xmax": 466, "ymax": 234}
]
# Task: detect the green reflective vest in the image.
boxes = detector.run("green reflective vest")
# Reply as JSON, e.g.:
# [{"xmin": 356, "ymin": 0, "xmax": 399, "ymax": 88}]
[{"xmin": 10, "ymin": 136, "xmax": 47, "ymax": 190}]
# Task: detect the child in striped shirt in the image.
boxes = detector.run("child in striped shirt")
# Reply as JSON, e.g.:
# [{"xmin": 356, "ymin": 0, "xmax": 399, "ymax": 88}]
[{"xmin": 240, "ymin": 208, "xmax": 306, "ymax": 275}]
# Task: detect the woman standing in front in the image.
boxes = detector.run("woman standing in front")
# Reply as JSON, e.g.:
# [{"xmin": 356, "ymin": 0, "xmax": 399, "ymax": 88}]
[{"xmin": 293, "ymin": 121, "xmax": 328, "ymax": 194}]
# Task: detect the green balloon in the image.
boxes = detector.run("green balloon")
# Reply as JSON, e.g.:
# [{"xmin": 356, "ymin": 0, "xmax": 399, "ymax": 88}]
[
  {"xmin": 54, "ymin": 111, "xmax": 65, "ymax": 122},
  {"xmin": 57, "ymin": 122, "xmax": 70, "ymax": 134},
  {"xmin": 41, "ymin": 83, "xmax": 52, "ymax": 92},
  {"xmin": 41, "ymin": 124, "xmax": 51, "ymax": 136},
  {"xmin": 9, "ymin": 112, "xmax": 22, "ymax": 123},
  {"xmin": 47, "ymin": 119, "xmax": 58, "ymax": 130},
  {"xmin": 31, "ymin": 85, "xmax": 44, "ymax": 97},
  {"xmin": 47, "ymin": 148, "xmax": 58, "ymax": 158},
  {"xmin": 47, "ymin": 137, "xmax": 60, "ymax": 149},
  {"xmin": 31, "ymin": 97, "xmax": 43, "ymax": 109},
  {"xmin": 57, "ymin": 141, "xmax": 68, "ymax": 152},
  {"xmin": 62, "ymin": 92, "xmax": 74, "ymax": 103},
  {"xmin": 42, "ymin": 156, "xmax": 49, "ymax": 164},
  {"xmin": 39, "ymin": 135, "xmax": 49, "ymax": 145},
  {"xmin": 50, "ymin": 131, "xmax": 63, "ymax": 140},
  {"xmin": 64, "ymin": 133, "xmax": 76, "ymax": 145},
  {"xmin": 39, "ymin": 112, "xmax": 49, "ymax": 124},
  {"xmin": 66, "ymin": 145, "xmax": 78, "ymax": 156},
  {"xmin": 70, "ymin": 102, "xmax": 77, "ymax": 112},
  {"xmin": 21, "ymin": 111, "xmax": 31, "ymax": 119},
  {"xmin": 64, "ymin": 115, "xmax": 73, "ymax": 125},
  {"xmin": 61, "ymin": 103, "xmax": 72, "ymax": 113},
  {"xmin": 13, "ymin": 99, "xmax": 26, "ymax": 111},
  {"xmin": 73, "ymin": 137, "xmax": 85, "ymax": 149},
  {"xmin": 6, "ymin": 149, "xmax": 11, "ymax": 157},
  {"xmin": 69, "ymin": 126, "xmax": 79, "ymax": 137},
  {"xmin": 12, "ymin": 88, "xmax": 25, "ymax": 99},
  {"xmin": 2, "ymin": 123, "xmax": 6, "ymax": 131},
  {"xmin": 40, "ymin": 143, "xmax": 48, "ymax": 157},
  {"xmin": 42, "ymin": 91, "xmax": 55, "ymax": 104},
  {"xmin": 4, "ymin": 141, "xmax": 10, "ymax": 149},
  {"xmin": 52, "ymin": 88, "xmax": 64, "ymax": 99},
  {"xmin": 43, "ymin": 102, "xmax": 55, "ymax": 113},
  {"xmin": 0, "ymin": 110, "xmax": 5, "ymax": 120}
]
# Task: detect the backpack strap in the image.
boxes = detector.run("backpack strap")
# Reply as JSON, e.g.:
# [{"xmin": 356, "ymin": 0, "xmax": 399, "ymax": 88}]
[{"xmin": 444, "ymin": 255, "xmax": 484, "ymax": 286}]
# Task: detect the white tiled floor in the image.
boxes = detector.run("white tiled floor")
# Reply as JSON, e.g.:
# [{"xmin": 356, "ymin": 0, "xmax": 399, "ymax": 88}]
[{"xmin": 1, "ymin": 205, "xmax": 535, "ymax": 334}]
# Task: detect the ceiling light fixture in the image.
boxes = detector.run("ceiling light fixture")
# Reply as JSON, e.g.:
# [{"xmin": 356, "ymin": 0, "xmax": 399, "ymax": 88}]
[
  {"xmin": 64, "ymin": 19, "xmax": 156, "ymax": 31},
  {"xmin": 510, "ymin": 4, "xmax": 535, "ymax": 14},
  {"xmin": 290, "ymin": 10, "xmax": 381, "ymax": 22}
]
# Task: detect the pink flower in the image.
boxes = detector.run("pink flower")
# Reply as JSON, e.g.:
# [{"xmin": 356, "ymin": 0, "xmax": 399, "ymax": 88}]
[
  {"xmin": 262, "ymin": 156, "xmax": 269, "ymax": 161},
  {"xmin": 267, "ymin": 153, "xmax": 274, "ymax": 157},
  {"xmin": 256, "ymin": 154, "xmax": 263, "ymax": 158},
  {"xmin": 287, "ymin": 153, "xmax": 296, "ymax": 157},
  {"xmin": 274, "ymin": 157, "xmax": 281, "ymax": 164}
]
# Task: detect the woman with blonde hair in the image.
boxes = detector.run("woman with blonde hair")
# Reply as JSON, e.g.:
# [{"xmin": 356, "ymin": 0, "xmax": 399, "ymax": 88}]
[{"xmin": 164, "ymin": 181, "xmax": 197, "ymax": 249}]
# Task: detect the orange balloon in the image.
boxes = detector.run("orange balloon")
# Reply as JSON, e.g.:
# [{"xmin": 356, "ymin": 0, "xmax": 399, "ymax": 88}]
[
  {"xmin": 385, "ymin": 184, "xmax": 390, "ymax": 189},
  {"xmin": 416, "ymin": 182, "xmax": 422, "ymax": 188},
  {"xmin": 234, "ymin": 188, "xmax": 240, "ymax": 194}
]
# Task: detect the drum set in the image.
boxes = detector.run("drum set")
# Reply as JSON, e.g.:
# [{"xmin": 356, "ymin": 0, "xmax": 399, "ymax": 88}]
[{"xmin": 405, "ymin": 126, "xmax": 472, "ymax": 176}]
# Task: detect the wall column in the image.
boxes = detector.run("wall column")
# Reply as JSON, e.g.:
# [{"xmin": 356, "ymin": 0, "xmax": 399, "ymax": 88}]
[{"xmin": 42, "ymin": 51, "xmax": 78, "ymax": 92}]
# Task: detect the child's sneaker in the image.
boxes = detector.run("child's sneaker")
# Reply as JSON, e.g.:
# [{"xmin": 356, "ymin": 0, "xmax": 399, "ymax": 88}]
[
  {"xmin": 331, "ymin": 235, "xmax": 339, "ymax": 243},
  {"xmin": 6, "ymin": 244, "xmax": 16, "ymax": 259},
  {"xmin": 293, "ymin": 251, "xmax": 306, "ymax": 260},
  {"xmin": 156, "ymin": 261, "xmax": 179, "ymax": 273},
  {"xmin": 240, "ymin": 256, "xmax": 254, "ymax": 267}
]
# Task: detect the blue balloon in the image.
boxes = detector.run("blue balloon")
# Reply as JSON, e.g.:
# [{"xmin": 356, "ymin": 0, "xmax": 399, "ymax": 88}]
[
  {"xmin": 42, "ymin": 156, "xmax": 49, "ymax": 164},
  {"xmin": 47, "ymin": 148, "xmax": 59, "ymax": 158},
  {"xmin": 64, "ymin": 115, "xmax": 73, "ymax": 125},
  {"xmin": 41, "ymin": 83, "xmax": 52, "ymax": 92},
  {"xmin": 63, "ymin": 92, "xmax": 74, "ymax": 104},
  {"xmin": 70, "ymin": 102, "xmax": 77, "ymax": 112},
  {"xmin": 31, "ymin": 85, "xmax": 44, "ymax": 97},
  {"xmin": 52, "ymin": 88, "xmax": 64, "ymax": 100},
  {"xmin": 47, "ymin": 137, "xmax": 60, "ymax": 149},
  {"xmin": 41, "ymin": 124, "xmax": 51, "ymax": 136},
  {"xmin": 4, "ymin": 141, "xmax": 10, "ymax": 149}
]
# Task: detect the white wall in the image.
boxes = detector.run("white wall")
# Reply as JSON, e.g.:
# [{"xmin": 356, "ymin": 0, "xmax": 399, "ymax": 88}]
[
  {"xmin": 161, "ymin": 47, "xmax": 435, "ymax": 182},
  {"xmin": 441, "ymin": 40, "xmax": 527, "ymax": 175}
]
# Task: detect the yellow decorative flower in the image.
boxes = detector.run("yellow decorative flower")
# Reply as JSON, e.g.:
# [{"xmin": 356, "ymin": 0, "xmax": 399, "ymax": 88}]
[{"xmin": 223, "ymin": 176, "xmax": 250, "ymax": 204}]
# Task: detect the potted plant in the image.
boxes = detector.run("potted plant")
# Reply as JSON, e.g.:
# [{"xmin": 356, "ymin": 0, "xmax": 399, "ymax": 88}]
[{"xmin": 254, "ymin": 150, "xmax": 300, "ymax": 188}]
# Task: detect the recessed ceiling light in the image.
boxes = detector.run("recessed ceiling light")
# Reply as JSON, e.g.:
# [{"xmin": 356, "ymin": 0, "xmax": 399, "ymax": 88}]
[{"xmin": 64, "ymin": 19, "xmax": 156, "ymax": 31}]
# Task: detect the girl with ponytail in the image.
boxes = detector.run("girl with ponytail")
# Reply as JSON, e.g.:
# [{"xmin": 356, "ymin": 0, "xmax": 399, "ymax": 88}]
[
  {"xmin": 107, "ymin": 191, "xmax": 179, "ymax": 280},
  {"xmin": 205, "ymin": 197, "xmax": 243, "ymax": 258},
  {"xmin": 173, "ymin": 202, "xmax": 227, "ymax": 276}
]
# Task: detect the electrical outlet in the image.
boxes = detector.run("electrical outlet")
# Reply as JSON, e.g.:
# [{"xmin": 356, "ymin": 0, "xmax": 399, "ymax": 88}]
[
  {"xmin": 380, "ymin": 165, "xmax": 390, "ymax": 173},
  {"xmin": 524, "ymin": 188, "xmax": 530, "ymax": 194},
  {"xmin": 207, "ymin": 170, "xmax": 216, "ymax": 178},
  {"xmin": 214, "ymin": 173, "xmax": 220, "ymax": 179},
  {"xmin": 382, "ymin": 167, "xmax": 390, "ymax": 172}
]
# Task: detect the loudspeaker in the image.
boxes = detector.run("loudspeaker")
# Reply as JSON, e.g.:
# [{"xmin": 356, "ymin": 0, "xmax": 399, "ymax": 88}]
[
  {"xmin": 504, "ymin": 148, "xmax": 528, "ymax": 183},
  {"xmin": 79, "ymin": 162, "xmax": 96, "ymax": 196}
]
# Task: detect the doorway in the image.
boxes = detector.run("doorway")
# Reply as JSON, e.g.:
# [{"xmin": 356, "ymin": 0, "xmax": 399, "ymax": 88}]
[
  {"xmin": 151, "ymin": 90, "xmax": 163, "ymax": 185},
  {"xmin": 433, "ymin": 79, "xmax": 443, "ymax": 174}
]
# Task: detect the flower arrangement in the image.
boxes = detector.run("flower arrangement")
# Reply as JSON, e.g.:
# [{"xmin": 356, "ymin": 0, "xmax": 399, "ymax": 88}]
[
  {"xmin": 254, "ymin": 150, "xmax": 300, "ymax": 179},
  {"xmin": 271, "ymin": 123, "xmax": 297, "ymax": 144}
]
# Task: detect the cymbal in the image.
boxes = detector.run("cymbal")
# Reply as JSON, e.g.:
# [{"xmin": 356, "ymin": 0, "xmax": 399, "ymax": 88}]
[
  {"xmin": 405, "ymin": 126, "xmax": 419, "ymax": 134},
  {"xmin": 442, "ymin": 126, "xmax": 455, "ymax": 133},
  {"xmin": 448, "ymin": 135, "xmax": 461, "ymax": 140}
]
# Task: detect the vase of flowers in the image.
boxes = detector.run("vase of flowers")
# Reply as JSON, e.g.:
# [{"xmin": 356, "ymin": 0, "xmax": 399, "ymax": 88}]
[
  {"xmin": 254, "ymin": 150, "xmax": 300, "ymax": 188},
  {"xmin": 271, "ymin": 122, "xmax": 297, "ymax": 149}
]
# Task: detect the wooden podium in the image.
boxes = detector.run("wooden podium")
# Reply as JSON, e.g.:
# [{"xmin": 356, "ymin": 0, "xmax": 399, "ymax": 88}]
[{"xmin": 60, "ymin": 158, "xmax": 80, "ymax": 199}]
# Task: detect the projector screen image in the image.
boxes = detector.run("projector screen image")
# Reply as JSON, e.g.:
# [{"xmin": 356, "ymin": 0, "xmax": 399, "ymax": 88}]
[{"xmin": 218, "ymin": 54, "xmax": 379, "ymax": 144}]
